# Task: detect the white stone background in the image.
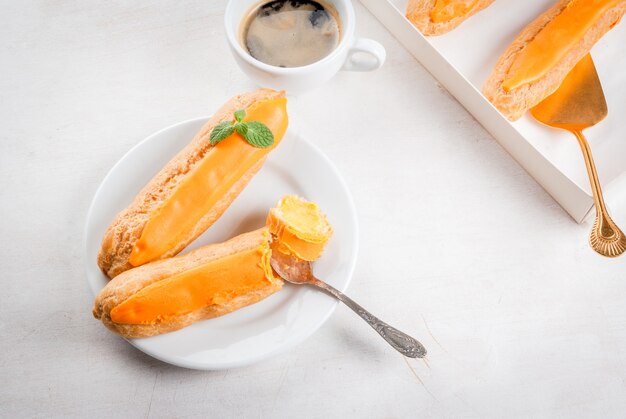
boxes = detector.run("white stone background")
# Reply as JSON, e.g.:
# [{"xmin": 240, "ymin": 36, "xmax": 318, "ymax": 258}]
[{"xmin": 2, "ymin": 1, "xmax": 626, "ymax": 418}]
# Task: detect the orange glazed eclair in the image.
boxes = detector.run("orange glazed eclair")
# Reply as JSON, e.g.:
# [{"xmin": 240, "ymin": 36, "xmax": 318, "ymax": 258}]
[
  {"xmin": 483, "ymin": 0, "xmax": 626, "ymax": 120},
  {"xmin": 406, "ymin": 0, "xmax": 496, "ymax": 35},
  {"xmin": 93, "ymin": 229, "xmax": 283, "ymax": 338},
  {"xmin": 98, "ymin": 89, "xmax": 288, "ymax": 278}
]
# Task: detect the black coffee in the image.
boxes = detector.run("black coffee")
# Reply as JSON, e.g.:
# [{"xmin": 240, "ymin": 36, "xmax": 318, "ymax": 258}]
[{"xmin": 242, "ymin": 0, "xmax": 341, "ymax": 68}]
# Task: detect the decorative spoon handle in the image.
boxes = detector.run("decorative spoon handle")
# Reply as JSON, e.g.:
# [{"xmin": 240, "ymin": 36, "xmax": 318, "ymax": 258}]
[
  {"xmin": 308, "ymin": 277, "xmax": 427, "ymax": 358},
  {"xmin": 573, "ymin": 130, "xmax": 626, "ymax": 257}
]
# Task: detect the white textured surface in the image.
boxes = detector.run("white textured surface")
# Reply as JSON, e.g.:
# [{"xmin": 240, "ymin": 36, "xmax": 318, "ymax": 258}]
[{"xmin": 1, "ymin": 1, "xmax": 626, "ymax": 418}]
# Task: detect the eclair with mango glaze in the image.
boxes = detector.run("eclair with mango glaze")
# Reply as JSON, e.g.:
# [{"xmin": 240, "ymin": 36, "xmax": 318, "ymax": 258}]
[
  {"xmin": 93, "ymin": 229, "xmax": 282, "ymax": 338},
  {"xmin": 406, "ymin": 0, "xmax": 496, "ymax": 36},
  {"xmin": 98, "ymin": 89, "xmax": 288, "ymax": 278},
  {"xmin": 483, "ymin": 0, "xmax": 626, "ymax": 121}
]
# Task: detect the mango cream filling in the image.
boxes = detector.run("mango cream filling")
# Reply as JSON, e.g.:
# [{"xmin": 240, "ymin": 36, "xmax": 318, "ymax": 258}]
[
  {"xmin": 110, "ymin": 231, "xmax": 277, "ymax": 325},
  {"xmin": 128, "ymin": 97, "xmax": 288, "ymax": 267},
  {"xmin": 266, "ymin": 195, "xmax": 333, "ymax": 261},
  {"xmin": 430, "ymin": 0, "xmax": 478, "ymax": 23},
  {"xmin": 502, "ymin": 0, "xmax": 620, "ymax": 92}
]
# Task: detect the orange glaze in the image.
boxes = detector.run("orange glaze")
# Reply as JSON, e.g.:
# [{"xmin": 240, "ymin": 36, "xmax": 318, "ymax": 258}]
[
  {"xmin": 129, "ymin": 97, "xmax": 288, "ymax": 267},
  {"xmin": 502, "ymin": 0, "xmax": 621, "ymax": 92},
  {"xmin": 266, "ymin": 195, "xmax": 332, "ymax": 261},
  {"xmin": 270, "ymin": 225, "xmax": 326, "ymax": 261},
  {"xmin": 111, "ymin": 235, "xmax": 276, "ymax": 325},
  {"xmin": 430, "ymin": 0, "xmax": 478, "ymax": 23}
]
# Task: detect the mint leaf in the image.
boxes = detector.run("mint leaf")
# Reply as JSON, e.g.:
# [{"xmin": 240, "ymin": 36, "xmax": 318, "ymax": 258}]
[
  {"xmin": 235, "ymin": 122, "xmax": 248, "ymax": 136},
  {"xmin": 210, "ymin": 121, "xmax": 235, "ymax": 145},
  {"xmin": 234, "ymin": 109, "xmax": 246, "ymax": 122},
  {"xmin": 242, "ymin": 121, "xmax": 274, "ymax": 148}
]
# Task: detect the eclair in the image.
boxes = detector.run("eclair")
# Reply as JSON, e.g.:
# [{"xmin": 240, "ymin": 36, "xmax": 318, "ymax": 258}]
[
  {"xmin": 483, "ymin": 0, "xmax": 626, "ymax": 121},
  {"xmin": 93, "ymin": 195, "xmax": 333, "ymax": 339},
  {"xmin": 406, "ymin": 0, "xmax": 496, "ymax": 36},
  {"xmin": 98, "ymin": 89, "xmax": 288, "ymax": 278},
  {"xmin": 93, "ymin": 229, "xmax": 282, "ymax": 338}
]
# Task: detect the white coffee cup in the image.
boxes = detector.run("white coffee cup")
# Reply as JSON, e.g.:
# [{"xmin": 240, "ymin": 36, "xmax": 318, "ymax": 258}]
[{"xmin": 224, "ymin": 0, "xmax": 386, "ymax": 94}]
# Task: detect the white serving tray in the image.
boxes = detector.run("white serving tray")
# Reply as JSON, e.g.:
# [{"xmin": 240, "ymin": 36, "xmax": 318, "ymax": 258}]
[{"xmin": 360, "ymin": 0, "xmax": 626, "ymax": 222}]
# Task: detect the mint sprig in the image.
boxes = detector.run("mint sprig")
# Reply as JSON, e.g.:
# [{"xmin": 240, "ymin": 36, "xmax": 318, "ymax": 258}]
[{"xmin": 209, "ymin": 109, "xmax": 275, "ymax": 148}]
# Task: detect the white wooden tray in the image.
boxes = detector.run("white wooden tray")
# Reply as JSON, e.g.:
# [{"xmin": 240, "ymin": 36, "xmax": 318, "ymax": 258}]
[{"xmin": 360, "ymin": 0, "xmax": 626, "ymax": 222}]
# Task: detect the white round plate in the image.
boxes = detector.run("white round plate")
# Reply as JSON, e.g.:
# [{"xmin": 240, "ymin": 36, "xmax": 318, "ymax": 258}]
[{"xmin": 84, "ymin": 117, "xmax": 358, "ymax": 370}]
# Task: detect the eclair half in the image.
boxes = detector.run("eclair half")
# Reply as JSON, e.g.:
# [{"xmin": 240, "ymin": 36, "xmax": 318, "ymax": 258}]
[
  {"xmin": 94, "ymin": 229, "xmax": 282, "ymax": 338},
  {"xmin": 483, "ymin": 0, "xmax": 626, "ymax": 121},
  {"xmin": 98, "ymin": 89, "xmax": 288, "ymax": 278},
  {"xmin": 406, "ymin": 0, "xmax": 496, "ymax": 36}
]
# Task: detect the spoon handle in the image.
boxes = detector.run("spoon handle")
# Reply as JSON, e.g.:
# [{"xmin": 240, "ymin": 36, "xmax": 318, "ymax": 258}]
[
  {"xmin": 308, "ymin": 277, "xmax": 427, "ymax": 358},
  {"xmin": 573, "ymin": 130, "xmax": 626, "ymax": 257}
]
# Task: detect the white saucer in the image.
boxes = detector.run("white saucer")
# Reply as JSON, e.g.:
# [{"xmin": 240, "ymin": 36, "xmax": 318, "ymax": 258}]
[{"xmin": 84, "ymin": 117, "xmax": 359, "ymax": 370}]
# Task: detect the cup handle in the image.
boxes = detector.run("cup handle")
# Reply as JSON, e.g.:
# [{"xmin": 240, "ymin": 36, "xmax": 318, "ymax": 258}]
[{"xmin": 342, "ymin": 38, "xmax": 386, "ymax": 72}]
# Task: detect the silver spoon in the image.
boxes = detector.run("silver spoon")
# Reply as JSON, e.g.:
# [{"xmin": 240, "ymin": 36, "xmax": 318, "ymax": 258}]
[{"xmin": 270, "ymin": 251, "xmax": 427, "ymax": 358}]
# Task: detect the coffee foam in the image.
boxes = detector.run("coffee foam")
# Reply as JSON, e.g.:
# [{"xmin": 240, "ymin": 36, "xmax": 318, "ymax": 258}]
[{"xmin": 241, "ymin": 0, "xmax": 342, "ymax": 68}]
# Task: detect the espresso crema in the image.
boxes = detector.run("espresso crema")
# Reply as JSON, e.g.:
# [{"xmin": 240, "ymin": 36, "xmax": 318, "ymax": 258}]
[{"xmin": 242, "ymin": 0, "xmax": 342, "ymax": 68}]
